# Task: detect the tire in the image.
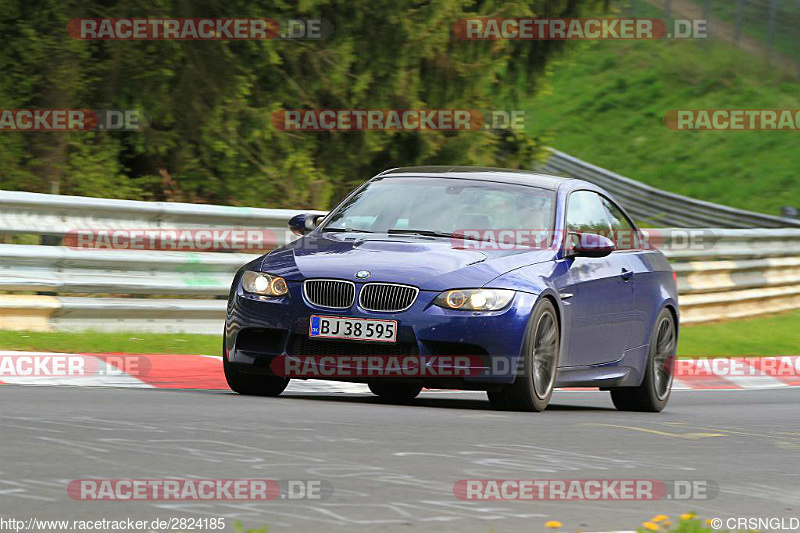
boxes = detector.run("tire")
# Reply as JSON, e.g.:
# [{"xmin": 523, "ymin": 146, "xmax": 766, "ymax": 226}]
[
  {"xmin": 610, "ymin": 308, "xmax": 676, "ymax": 412},
  {"xmin": 487, "ymin": 298, "xmax": 560, "ymax": 412},
  {"xmin": 223, "ymin": 357, "xmax": 289, "ymax": 397},
  {"xmin": 368, "ymin": 381, "xmax": 423, "ymax": 402}
]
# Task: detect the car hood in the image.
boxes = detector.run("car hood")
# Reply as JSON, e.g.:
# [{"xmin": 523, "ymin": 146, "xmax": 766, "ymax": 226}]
[{"xmin": 259, "ymin": 232, "xmax": 556, "ymax": 291}]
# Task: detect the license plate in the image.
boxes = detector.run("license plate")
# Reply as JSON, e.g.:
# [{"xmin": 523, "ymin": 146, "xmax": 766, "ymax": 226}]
[{"xmin": 309, "ymin": 315, "xmax": 397, "ymax": 343}]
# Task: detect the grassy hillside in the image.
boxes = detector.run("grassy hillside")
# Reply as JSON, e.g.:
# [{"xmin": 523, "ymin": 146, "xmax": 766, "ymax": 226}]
[
  {"xmin": 688, "ymin": 0, "xmax": 800, "ymax": 60},
  {"xmin": 524, "ymin": 37, "xmax": 800, "ymax": 216}
]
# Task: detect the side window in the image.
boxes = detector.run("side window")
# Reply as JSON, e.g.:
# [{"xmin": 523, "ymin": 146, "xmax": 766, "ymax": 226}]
[
  {"xmin": 566, "ymin": 191, "xmax": 611, "ymax": 235},
  {"xmin": 601, "ymin": 197, "xmax": 639, "ymax": 250}
]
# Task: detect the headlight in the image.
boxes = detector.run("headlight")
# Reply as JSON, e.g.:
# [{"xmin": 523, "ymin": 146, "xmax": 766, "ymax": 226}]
[
  {"xmin": 434, "ymin": 289, "xmax": 514, "ymax": 311},
  {"xmin": 241, "ymin": 271, "xmax": 289, "ymax": 297}
]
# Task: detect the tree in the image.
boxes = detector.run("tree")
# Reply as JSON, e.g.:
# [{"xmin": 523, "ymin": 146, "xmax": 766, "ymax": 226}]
[{"xmin": 0, "ymin": 0, "xmax": 607, "ymax": 208}]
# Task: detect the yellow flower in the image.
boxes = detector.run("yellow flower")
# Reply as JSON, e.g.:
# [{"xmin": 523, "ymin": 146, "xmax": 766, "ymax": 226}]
[
  {"xmin": 663, "ymin": 521, "xmax": 672, "ymax": 526},
  {"xmin": 651, "ymin": 515, "xmax": 669, "ymax": 523},
  {"xmin": 705, "ymin": 518, "xmax": 714, "ymax": 525},
  {"xmin": 681, "ymin": 512, "xmax": 696, "ymax": 520},
  {"xmin": 544, "ymin": 521, "xmax": 562, "ymax": 529},
  {"xmin": 642, "ymin": 522, "xmax": 659, "ymax": 531}
]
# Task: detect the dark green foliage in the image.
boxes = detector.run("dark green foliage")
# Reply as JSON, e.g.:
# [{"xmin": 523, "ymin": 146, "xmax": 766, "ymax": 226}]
[{"xmin": 0, "ymin": 0, "xmax": 604, "ymax": 208}]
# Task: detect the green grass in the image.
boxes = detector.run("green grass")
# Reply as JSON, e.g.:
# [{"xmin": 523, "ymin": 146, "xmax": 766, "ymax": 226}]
[
  {"xmin": 0, "ymin": 330, "xmax": 219, "ymax": 355},
  {"xmin": 677, "ymin": 310, "xmax": 800, "ymax": 356},
  {"xmin": 637, "ymin": 514, "xmax": 718, "ymax": 532},
  {"xmin": 233, "ymin": 522, "xmax": 267, "ymax": 533},
  {"xmin": 0, "ymin": 309, "xmax": 797, "ymax": 356},
  {"xmin": 523, "ymin": 37, "xmax": 800, "ymax": 219}
]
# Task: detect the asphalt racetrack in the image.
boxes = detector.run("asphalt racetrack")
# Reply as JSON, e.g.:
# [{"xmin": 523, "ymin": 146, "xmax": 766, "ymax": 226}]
[{"xmin": 1, "ymin": 383, "xmax": 799, "ymax": 532}]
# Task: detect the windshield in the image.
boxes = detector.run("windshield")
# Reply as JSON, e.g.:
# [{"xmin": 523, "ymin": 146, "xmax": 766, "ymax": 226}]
[{"xmin": 322, "ymin": 177, "xmax": 556, "ymax": 246}]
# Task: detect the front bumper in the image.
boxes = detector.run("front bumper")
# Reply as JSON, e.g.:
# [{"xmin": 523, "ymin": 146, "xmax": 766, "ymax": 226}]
[{"xmin": 224, "ymin": 280, "xmax": 536, "ymax": 386}]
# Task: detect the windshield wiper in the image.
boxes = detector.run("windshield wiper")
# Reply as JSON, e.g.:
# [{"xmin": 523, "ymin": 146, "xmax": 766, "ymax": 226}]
[
  {"xmin": 387, "ymin": 229, "xmax": 494, "ymax": 243},
  {"xmin": 321, "ymin": 227, "xmax": 374, "ymax": 233},
  {"xmin": 387, "ymin": 229, "xmax": 452, "ymax": 238}
]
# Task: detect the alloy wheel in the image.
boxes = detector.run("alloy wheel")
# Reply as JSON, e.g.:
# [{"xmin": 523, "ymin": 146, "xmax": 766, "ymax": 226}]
[{"xmin": 531, "ymin": 309, "xmax": 559, "ymax": 399}]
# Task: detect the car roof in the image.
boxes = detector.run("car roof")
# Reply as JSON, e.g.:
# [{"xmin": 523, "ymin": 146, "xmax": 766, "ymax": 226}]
[{"xmin": 376, "ymin": 166, "xmax": 573, "ymax": 190}]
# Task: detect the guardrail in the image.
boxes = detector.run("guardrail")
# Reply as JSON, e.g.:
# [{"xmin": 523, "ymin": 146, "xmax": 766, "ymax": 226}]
[
  {"xmin": 0, "ymin": 245, "xmax": 250, "ymax": 296},
  {"xmin": 0, "ymin": 189, "xmax": 323, "ymax": 242},
  {"xmin": 536, "ymin": 150, "xmax": 800, "ymax": 229},
  {"xmin": 5, "ymin": 152, "xmax": 799, "ymax": 242},
  {"xmin": 1, "ymin": 228, "xmax": 799, "ymax": 332}
]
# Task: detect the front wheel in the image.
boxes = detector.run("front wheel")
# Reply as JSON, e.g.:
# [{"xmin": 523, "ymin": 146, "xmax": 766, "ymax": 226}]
[
  {"xmin": 223, "ymin": 357, "xmax": 290, "ymax": 397},
  {"xmin": 488, "ymin": 298, "xmax": 560, "ymax": 412},
  {"xmin": 610, "ymin": 308, "xmax": 676, "ymax": 412}
]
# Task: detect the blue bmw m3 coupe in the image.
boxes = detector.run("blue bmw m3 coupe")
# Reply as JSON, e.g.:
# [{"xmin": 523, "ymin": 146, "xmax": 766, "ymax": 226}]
[{"xmin": 224, "ymin": 167, "xmax": 679, "ymax": 412}]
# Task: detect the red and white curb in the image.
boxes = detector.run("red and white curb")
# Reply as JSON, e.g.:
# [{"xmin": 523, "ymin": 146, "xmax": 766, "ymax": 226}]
[{"xmin": 0, "ymin": 351, "xmax": 798, "ymax": 392}]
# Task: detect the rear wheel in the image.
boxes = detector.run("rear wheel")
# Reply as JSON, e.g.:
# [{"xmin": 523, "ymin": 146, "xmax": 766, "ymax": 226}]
[
  {"xmin": 488, "ymin": 298, "xmax": 560, "ymax": 412},
  {"xmin": 610, "ymin": 308, "xmax": 676, "ymax": 412},
  {"xmin": 368, "ymin": 382, "xmax": 422, "ymax": 402},
  {"xmin": 223, "ymin": 357, "xmax": 289, "ymax": 397}
]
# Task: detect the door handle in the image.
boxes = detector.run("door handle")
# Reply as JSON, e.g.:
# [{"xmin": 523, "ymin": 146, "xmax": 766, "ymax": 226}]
[{"xmin": 621, "ymin": 268, "xmax": 633, "ymax": 282}]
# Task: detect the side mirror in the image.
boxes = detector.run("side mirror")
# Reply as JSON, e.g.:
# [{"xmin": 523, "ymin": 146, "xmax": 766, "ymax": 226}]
[
  {"xmin": 288, "ymin": 213, "xmax": 324, "ymax": 236},
  {"xmin": 565, "ymin": 232, "xmax": 616, "ymax": 258}
]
